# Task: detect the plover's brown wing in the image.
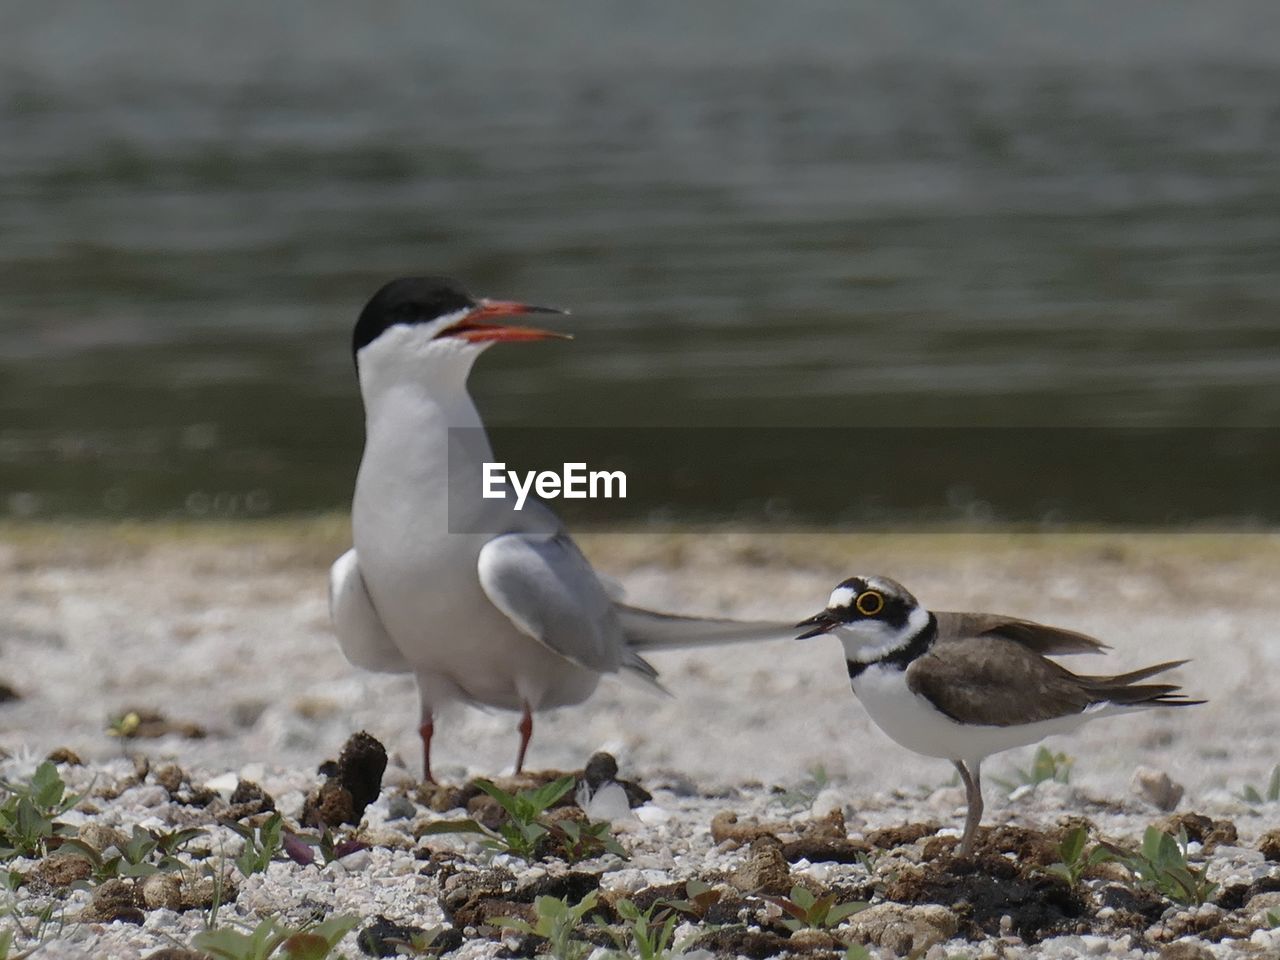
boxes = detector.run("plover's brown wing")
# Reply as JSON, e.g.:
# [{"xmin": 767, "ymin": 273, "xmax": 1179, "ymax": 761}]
[
  {"xmin": 905, "ymin": 635, "xmax": 1098, "ymax": 726},
  {"xmin": 935, "ymin": 611, "xmax": 1109, "ymax": 656}
]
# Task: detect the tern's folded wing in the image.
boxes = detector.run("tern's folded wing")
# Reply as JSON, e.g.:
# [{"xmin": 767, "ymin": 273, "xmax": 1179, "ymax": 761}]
[
  {"xmin": 329, "ymin": 548, "xmax": 413, "ymax": 674},
  {"xmin": 477, "ymin": 531, "xmax": 659, "ymax": 683}
]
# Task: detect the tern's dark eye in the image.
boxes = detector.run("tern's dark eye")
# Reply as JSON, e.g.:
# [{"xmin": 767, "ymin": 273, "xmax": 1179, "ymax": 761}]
[{"xmin": 855, "ymin": 590, "xmax": 885, "ymax": 617}]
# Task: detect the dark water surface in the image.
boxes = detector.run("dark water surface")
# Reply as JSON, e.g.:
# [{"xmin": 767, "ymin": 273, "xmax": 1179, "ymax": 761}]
[{"xmin": 1, "ymin": 2, "xmax": 1278, "ymax": 521}]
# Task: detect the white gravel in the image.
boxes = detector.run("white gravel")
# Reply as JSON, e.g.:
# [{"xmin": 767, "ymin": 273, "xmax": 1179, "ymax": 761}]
[{"xmin": 1, "ymin": 524, "xmax": 1277, "ymax": 958}]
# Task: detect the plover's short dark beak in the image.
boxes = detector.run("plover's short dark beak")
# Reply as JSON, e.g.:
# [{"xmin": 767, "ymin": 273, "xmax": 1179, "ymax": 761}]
[
  {"xmin": 439, "ymin": 299, "xmax": 572, "ymax": 343},
  {"xmin": 795, "ymin": 610, "xmax": 838, "ymax": 640}
]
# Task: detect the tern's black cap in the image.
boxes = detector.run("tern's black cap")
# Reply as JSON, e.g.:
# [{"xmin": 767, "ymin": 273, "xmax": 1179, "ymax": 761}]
[{"xmin": 352, "ymin": 276, "xmax": 475, "ymax": 358}]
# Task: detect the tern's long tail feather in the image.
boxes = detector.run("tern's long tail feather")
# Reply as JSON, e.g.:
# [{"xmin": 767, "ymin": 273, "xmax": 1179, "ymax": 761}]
[{"xmin": 618, "ymin": 605, "xmax": 796, "ymax": 650}]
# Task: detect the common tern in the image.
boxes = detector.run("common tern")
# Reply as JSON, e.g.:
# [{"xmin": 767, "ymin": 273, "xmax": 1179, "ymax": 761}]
[{"xmin": 330, "ymin": 276, "xmax": 790, "ymax": 780}]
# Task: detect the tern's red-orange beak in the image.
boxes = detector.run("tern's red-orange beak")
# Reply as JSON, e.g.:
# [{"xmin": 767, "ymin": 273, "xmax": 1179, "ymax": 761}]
[{"xmin": 438, "ymin": 299, "xmax": 571, "ymax": 343}]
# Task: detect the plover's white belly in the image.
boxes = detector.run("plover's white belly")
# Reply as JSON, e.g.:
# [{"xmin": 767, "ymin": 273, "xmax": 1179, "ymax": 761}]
[{"xmin": 851, "ymin": 662, "xmax": 1110, "ymax": 768}]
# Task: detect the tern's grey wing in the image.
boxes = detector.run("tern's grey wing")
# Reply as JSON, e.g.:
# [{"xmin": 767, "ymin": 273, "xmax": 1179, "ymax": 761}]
[
  {"xmin": 329, "ymin": 549, "xmax": 412, "ymax": 673},
  {"xmin": 905, "ymin": 636, "xmax": 1095, "ymax": 726},
  {"xmin": 477, "ymin": 532, "xmax": 659, "ymax": 683},
  {"xmin": 935, "ymin": 610, "xmax": 1109, "ymax": 655}
]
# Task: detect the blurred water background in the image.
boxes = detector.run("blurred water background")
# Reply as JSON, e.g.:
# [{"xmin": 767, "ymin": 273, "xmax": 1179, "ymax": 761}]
[{"xmin": 1, "ymin": 1, "xmax": 1278, "ymax": 522}]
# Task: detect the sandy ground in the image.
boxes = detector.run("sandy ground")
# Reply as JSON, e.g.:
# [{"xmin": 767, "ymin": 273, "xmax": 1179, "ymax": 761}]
[
  {"xmin": 1, "ymin": 522, "xmax": 1276, "ymax": 798},
  {"xmin": 2, "ymin": 522, "xmax": 1280, "ymax": 959}
]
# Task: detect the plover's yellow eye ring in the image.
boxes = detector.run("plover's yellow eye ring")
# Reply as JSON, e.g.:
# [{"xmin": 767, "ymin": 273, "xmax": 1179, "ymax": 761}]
[{"xmin": 856, "ymin": 590, "xmax": 884, "ymax": 617}]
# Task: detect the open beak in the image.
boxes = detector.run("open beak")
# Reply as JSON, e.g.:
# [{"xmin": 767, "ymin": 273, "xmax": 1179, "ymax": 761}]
[
  {"xmin": 795, "ymin": 610, "xmax": 839, "ymax": 640},
  {"xmin": 439, "ymin": 299, "xmax": 572, "ymax": 344}
]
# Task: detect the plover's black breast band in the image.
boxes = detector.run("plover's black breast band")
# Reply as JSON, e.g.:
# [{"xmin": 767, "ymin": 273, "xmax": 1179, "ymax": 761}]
[{"xmin": 846, "ymin": 613, "xmax": 939, "ymax": 681}]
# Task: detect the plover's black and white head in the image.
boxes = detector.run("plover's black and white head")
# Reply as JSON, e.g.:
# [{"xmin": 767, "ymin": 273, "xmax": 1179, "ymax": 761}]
[{"xmin": 796, "ymin": 576, "xmax": 1203, "ymax": 855}]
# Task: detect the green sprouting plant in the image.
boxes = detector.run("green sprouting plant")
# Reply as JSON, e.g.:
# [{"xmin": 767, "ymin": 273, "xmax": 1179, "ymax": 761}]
[
  {"xmin": 0, "ymin": 762, "xmax": 82, "ymax": 860},
  {"xmin": 2, "ymin": 893, "xmax": 70, "ymax": 950},
  {"xmin": 598, "ymin": 897, "xmax": 687, "ymax": 960},
  {"xmin": 220, "ymin": 812, "xmax": 284, "ymax": 877},
  {"xmin": 0, "ymin": 927, "xmax": 11, "ymax": 959},
  {"xmin": 59, "ymin": 825, "xmax": 206, "ymax": 882},
  {"xmin": 659, "ymin": 879, "xmax": 722, "ymax": 920},
  {"xmin": 106, "ymin": 711, "xmax": 142, "ymax": 738},
  {"xmin": 281, "ymin": 827, "xmax": 366, "ymax": 868},
  {"xmin": 420, "ymin": 777, "xmax": 626, "ymax": 863},
  {"xmin": 497, "ymin": 891, "xmax": 601, "ymax": 960},
  {"xmin": 771, "ymin": 765, "xmax": 830, "ymax": 810},
  {"xmin": 193, "ymin": 914, "xmax": 358, "ymax": 960},
  {"xmin": 765, "ymin": 884, "xmax": 868, "ymax": 933},
  {"xmin": 992, "ymin": 746, "xmax": 1073, "ymax": 794},
  {"xmin": 1238, "ymin": 765, "xmax": 1280, "ymax": 805},
  {"xmin": 844, "ymin": 946, "xmax": 872, "ymax": 960},
  {"xmin": 553, "ymin": 817, "xmax": 628, "ymax": 862},
  {"xmin": 1266, "ymin": 909, "xmax": 1280, "ymax": 929},
  {"xmin": 1045, "ymin": 825, "xmax": 1113, "ymax": 886},
  {"xmin": 1113, "ymin": 827, "xmax": 1217, "ymax": 907}
]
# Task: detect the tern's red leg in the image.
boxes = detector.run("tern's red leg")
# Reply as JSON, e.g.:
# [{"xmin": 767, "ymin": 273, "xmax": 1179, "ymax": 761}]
[
  {"xmin": 514, "ymin": 704, "xmax": 533, "ymax": 774},
  {"xmin": 418, "ymin": 717, "xmax": 435, "ymax": 784}
]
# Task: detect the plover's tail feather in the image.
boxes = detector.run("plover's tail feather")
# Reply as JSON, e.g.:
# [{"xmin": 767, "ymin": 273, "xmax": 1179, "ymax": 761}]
[
  {"xmin": 1081, "ymin": 659, "xmax": 1205, "ymax": 708},
  {"xmin": 618, "ymin": 605, "xmax": 795, "ymax": 650},
  {"xmin": 1081, "ymin": 658, "xmax": 1189, "ymax": 686}
]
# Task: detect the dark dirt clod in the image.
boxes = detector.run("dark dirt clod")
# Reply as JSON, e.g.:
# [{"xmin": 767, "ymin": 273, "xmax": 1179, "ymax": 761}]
[
  {"xmin": 452, "ymin": 896, "xmax": 533, "ymax": 931},
  {"xmin": 0, "ymin": 681, "xmax": 21, "ymax": 703},
  {"xmin": 1154, "ymin": 812, "xmax": 1238, "ymax": 851},
  {"xmin": 1098, "ymin": 883, "xmax": 1167, "ymax": 924},
  {"xmin": 728, "ymin": 836, "xmax": 793, "ymax": 895},
  {"xmin": 866, "ymin": 822, "xmax": 941, "ymax": 850},
  {"xmin": 304, "ymin": 731, "xmax": 387, "ymax": 827},
  {"xmin": 1258, "ymin": 827, "xmax": 1280, "ymax": 862},
  {"xmin": 440, "ymin": 868, "xmax": 609, "ymax": 932},
  {"xmin": 780, "ymin": 836, "xmax": 870, "ymax": 864},
  {"xmin": 357, "ymin": 916, "xmax": 438, "ymax": 957},
  {"xmin": 153, "ymin": 763, "xmax": 185, "ymax": 794},
  {"xmin": 80, "ymin": 878, "xmax": 145, "ymax": 925},
  {"xmin": 516, "ymin": 870, "xmax": 601, "ymax": 904},
  {"xmin": 709, "ymin": 810, "xmax": 793, "ymax": 845},
  {"xmin": 145, "ymin": 950, "xmax": 211, "ymax": 960},
  {"xmin": 495, "ymin": 933, "xmax": 548, "ymax": 959},
  {"xmin": 116, "ymin": 708, "xmax": 207, "ymax": 740},
  {"xmin": 337, "ymin": 731, "xmax": 388, "ymax": 811},
  {"xmin": 466, "ymin": 793, "xmax": 508, "ymax": 830},
  {"xmin": 1216, "ymin": 873, "xmax": 1280, "ymax": 911},
  {"xmin": 884, "ymin": 852, "xmax": 1085, "ymax": 943},
  {"xmin": 226, "ymin": 779, "xmax": 276, "ymax": 819},
  {"xmin": 417, "ymin": 780, "xmax": 483, "ymax": 813},
  {"xmin": 694, "ymin": 928, "xmax": 792, "ymax": 959},
  {"xmin": 302, "ymin": 780, "xmax": 356, "ymax": 829},
  {"xmin": 29, "ymin": 855, "xmax": 93, "ymax": 891},
  {"xmin": 45, "ymin": 746, "xmax": 82, "ymax": 765},
  {"xmin": 923, "ymin": 824, "xmax": 1063, "ymax": 866}
]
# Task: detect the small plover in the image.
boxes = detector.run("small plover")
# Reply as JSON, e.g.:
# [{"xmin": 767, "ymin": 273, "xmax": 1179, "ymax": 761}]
[{"xmin": 796, "ymin": 575, "xmax": 1202, "ymax": 854}]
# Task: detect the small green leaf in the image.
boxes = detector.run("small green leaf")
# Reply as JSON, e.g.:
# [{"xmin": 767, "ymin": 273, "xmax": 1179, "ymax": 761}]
[{"xmin": 827, "ymin": 899, "xmax": 870, "ymax": 924}]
